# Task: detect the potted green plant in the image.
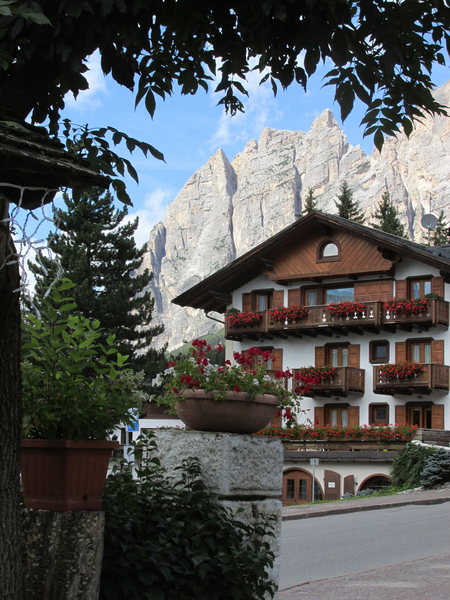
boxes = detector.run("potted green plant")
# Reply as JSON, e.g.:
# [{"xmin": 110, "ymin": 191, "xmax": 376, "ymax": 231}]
[
  {"xmin": 21, "ymin": 280, "xmax": 146, "ymax": 511},
  {"xmin": 155, "ymin": 340, "xmax": 299, "ymax": 433}
]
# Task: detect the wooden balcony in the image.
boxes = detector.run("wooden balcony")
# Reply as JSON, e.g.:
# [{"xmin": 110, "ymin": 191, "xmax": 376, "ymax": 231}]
[
  {"xmin": 267, "ymin": 302, "xmax": 380, "ymax": 338},
  {"xmin": 293, "ymin": 367, "xmax": 365, "ymax": 397},
  {"xmin": 225, "ymin": 299, "xmax": 449, "ymax": 340},
  {"xmin": 226, "ymin": 311, "xmax": 267, "ymax": 338},
  {"xmin": 380, "ymin": 299, "xmax": 449, "ymax": 329},
  {"xmin": 373, "ymin": 364, "xmax": 450, "ymax": 394}
]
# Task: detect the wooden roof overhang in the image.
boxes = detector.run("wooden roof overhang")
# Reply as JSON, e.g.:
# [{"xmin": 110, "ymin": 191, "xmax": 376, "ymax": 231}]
[
  {"xmin": 173, "ymin": 212, "xmax": 450, "ymax": 313},
  {"xmin": 0, "ymin": 121, "xmax": 110, "ymax": 209}
]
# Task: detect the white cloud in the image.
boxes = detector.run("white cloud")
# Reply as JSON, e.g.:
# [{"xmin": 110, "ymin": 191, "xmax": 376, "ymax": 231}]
[
  {"xmin": 66, "ymin": 52, "xmax": 108, "ymax": 110},
  {"xmin": 124, "ymin": 188, "xmax": 173, "ymax": 247},
  {"xmin": 209, "ymin": 66, "xmax": 283, "ymax": 150}
]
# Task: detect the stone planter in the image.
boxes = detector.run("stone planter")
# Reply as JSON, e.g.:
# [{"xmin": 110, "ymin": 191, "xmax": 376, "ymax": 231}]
[
  {"xmin": 175, "ymin": 389, "xmax": 279, "ymax": 434},
  {"xmin": 21, "ymin": 439, "xmax": 119, "ymax": 511}
]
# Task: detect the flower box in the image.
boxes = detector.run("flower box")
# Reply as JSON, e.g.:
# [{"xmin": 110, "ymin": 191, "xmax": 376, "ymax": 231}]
[
  {"xmin": 226, "ymin": 311, "xmax": 263, "ymax": 328},
  {"xmin": 378, "ymin": 361, "xmax": 424, "ymax": 382},
  {"xmin": 383, "ymin": 298, "xmax": 428, "ymax": 315},
  {"xmin": 327, "ymin": 301, "xmax": 366, "ymax": 317},
  {"xmin": 269, "ymin": 305, "xmax": 309, "ymax": 323}
]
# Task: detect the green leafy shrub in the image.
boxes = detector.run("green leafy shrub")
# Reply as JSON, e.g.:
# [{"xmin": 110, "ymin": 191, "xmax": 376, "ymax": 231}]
[
  {"xmin": 22, "ymin": 280, "xmax": 145, "ymax": 439},
  {"xmin": 421, "ymin": 448, "xmax": 450, "ymax": 489},
  {"xmin": 391, "ymin": 443, "xmax": 438, "ymax": 488},
  {"xmin": 100, "ymin": 433, "xmax": 277, "ymax": 600}
]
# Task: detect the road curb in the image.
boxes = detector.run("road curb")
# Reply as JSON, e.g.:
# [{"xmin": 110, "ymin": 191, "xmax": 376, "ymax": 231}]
[{"xmin": 282, "ymin": 496, "xmax": 450, "ymax": 520}]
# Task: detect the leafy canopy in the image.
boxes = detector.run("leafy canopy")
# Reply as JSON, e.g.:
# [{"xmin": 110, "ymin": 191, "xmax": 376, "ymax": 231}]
[{"xmin": 0, "ymin": 0, "xmax": 449, "ymax": 157}]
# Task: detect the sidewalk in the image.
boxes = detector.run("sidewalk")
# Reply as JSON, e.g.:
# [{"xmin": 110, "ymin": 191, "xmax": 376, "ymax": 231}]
[{"xmin": 279, "ymin": 487, "xmax": 450, "ymax": 600}]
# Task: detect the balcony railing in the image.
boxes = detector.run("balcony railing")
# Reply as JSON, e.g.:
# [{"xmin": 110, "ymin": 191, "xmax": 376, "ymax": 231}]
[
  {"xmin": 224, "ymin": 300, "xmax": 449, "ymax": 339},
  {"xmin": 373, "ymin": 364, "xmax": 450, "ymax": 394},
  {"xmin": 292, "ymin": 367, "xmax": 365, "ymax": 396},
  {"xmin": 381, "ymin": 299, "xmax": 449, "ymax": 327}
]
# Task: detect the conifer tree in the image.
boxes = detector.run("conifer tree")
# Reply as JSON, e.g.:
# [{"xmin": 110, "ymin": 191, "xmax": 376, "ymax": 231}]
[
  {"xmin": 431, "ymin": 210, "xmax": 449, "ymax": 246},
  {"xmin": 29, "ymin": 189, "xmax": 164, "ymax": 378},
  {"xmin": 371, "ymin": 191, "xmax": 407, "ymax": 238},
  {"xmin": 334, "ymin": 181, "xmax": 365, "ymax": 224},
  {"xmin": 302, "ymin": 188, "xmax": 318, "ymax": 214}
]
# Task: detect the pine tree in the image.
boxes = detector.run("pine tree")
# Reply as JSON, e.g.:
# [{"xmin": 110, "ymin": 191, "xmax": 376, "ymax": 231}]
[
  {"xmin": 371, "ymin": 191, "xmax": 407, "ymax": 238},
  {"xmin": 302, "ymin": 188, "xmax": 318, "ymax": 214},
  {"xmin": 334, "ymin": 181, "xmax": 365, "ymax": 224},
  {"xmin": 431, "ymin": 210, "xmax": 449, "ymax": 246},
  {"xmin": 29, "ymin": 189, "xmax": 164, "ymax": 378}
]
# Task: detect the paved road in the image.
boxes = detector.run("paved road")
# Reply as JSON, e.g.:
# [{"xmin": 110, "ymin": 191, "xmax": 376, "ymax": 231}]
[
  {"xmin": 278, "ymin": 488, "xmax": 450, "ymax": 600},
  {"xmin": 280, "ymin": 502, "xmax": 450, "ymax": 589}
]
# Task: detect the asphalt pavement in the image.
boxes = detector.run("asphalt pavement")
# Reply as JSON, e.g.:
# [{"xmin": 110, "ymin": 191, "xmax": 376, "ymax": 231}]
[{"xmin": 278, "ymin": 487, "xmax": 450, "ymax": 600}]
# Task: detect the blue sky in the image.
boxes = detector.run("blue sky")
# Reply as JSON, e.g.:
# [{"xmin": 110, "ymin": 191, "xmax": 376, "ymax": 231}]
[{"xmin": 60, "ymin": 56, "xmax": 450, "ymax": 247}]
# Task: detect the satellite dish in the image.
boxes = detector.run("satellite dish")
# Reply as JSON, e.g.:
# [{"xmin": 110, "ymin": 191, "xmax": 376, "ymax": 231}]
[{"xmin": 421, "ymin": 213, "xmax": 438, "ymax": 230}]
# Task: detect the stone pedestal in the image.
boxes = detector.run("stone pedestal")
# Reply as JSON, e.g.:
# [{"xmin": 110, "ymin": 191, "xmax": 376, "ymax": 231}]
[
  {"xmin": 154, "ymin": 429, "xmax": 283, "ymax": 592},
  {"xmin": 23, "ymin": 509, "xmax": 104, "ymax": 600}
]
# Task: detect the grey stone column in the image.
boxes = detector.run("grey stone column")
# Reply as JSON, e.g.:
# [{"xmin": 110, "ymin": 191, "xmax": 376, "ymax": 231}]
[
  {"xmin": 22, "ymin": 509, "xmax": 105, "ymax": 600},
  {"xmin": 154, "ymin": 429, "xmax": 283, "ymax": 593}
]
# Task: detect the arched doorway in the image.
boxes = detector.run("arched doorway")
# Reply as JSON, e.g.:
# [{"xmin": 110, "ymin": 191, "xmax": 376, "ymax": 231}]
[
  {"xmin": 282, "ymin": 469, "xmax": 323, "ymax": 505},
  {"xmin": 358, "ymin": 474, "xmax": 391, "ymax": 492}
]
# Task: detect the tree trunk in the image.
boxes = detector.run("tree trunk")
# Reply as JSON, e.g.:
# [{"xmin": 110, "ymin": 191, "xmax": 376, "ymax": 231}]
[{"xmin": 0, "ymin": 200, "xmax": 23, "ymax": 599}]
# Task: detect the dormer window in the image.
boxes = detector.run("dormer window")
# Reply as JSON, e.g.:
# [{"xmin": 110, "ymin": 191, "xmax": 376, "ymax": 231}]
[{"xmin": 317, "ymin": 240, "xmax": 340, "ymax": 262}]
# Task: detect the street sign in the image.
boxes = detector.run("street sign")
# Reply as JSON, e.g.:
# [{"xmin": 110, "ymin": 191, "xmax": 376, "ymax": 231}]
[{"xmin": 310, "ymin": 458, "xmax": 319, "ymax": 466}]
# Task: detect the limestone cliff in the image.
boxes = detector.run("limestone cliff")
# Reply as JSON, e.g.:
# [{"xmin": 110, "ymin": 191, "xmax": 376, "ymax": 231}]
[{"xmin": 145, "ymin": 81, "xmax": 450, "ymax": 351}]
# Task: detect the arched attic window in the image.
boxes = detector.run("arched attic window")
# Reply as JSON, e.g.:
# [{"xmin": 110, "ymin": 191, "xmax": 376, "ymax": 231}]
[{"xmin": 317, "ymin": 240, "xmax": 340, "ymax": 262}]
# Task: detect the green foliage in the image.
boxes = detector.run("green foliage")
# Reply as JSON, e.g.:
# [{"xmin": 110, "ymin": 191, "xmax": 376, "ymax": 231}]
[
  {"xmin": 420, "ymin": 448, "xmax": 450, "ymax": 489},
  {"xmin": 431, "ymin": 210, "xmax": 449, "ymax": 247},
  {"xmin": 28, "ymin": 189, "xmax": 165, "ymax": 382},
  {"xmin": 371, "ymin": 191, "xmax": 407, "ymax": 238},
  {"xmin": 22, "ymin": 280, "xmax": 146, "ymax": 440},
  {"xmin": 100, "ymin": 432, "xmax": 277, "ymax": 600},
  {"xmin": 334, "ymin": 181, "xmax": 365, "ymax": 224},
  {"xmin": 391, "ymin": 443, "xmax": 438, "ymax": 489},
  {"xmin": 0, "ymin": 0, "xmax": 449, "ymax": 158},
  {"xmin": 302, "ymin": 188, "xmax": 318, "ymax": 214}
]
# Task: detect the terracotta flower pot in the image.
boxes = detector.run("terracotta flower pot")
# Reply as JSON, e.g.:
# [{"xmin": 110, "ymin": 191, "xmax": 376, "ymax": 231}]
[
  {"xmin": 174, "ymin": 389, "xmax": 279, "ymax": 434},
  {"xmin": 21, "ymin": 439, "xmax": 119, "ymax": 511}
]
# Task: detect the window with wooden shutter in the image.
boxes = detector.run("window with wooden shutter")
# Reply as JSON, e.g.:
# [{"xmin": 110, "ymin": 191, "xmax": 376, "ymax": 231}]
[
  {"xmin": 271, "ymin": 348, "xmax": 283, "ymax": 371},
  {"xmin": 431, "ymin": 277, "xmax": 444, "ymax": 297},
  {"xmin": 432, "ymin": 404, "xmax": 445, "ymax": 429},
  {"xmin": 314, "ymin": 406, "xmax": 325, "ymax": 427},
  {"xmin": 348, "ymin": 345, "xmax": 360, "ymax": 368},
  {"xmin": 242, "ymin": 293, "xmax": 252, "ymax": 312},
  {"xmin": 407, "ymin": 339, "xmax": 431, "ymax": 363},
  {"xmin": 395, "ymin": 405, "xmax": 406, "ymax": 424},
  {"xmin": 315, "ymin": 346, "xmax": 325, "ymax": 367},
  {"xmin": 272, "ymin": 290, "xmax": 284, "ymax": 309},
  {"xmin": 409, "ymin": 278, "xmax": 432, "ymax": 299},
  {"xmin": 288, "ymin": 287, "xmax": 301, "ymax": 306},
  {"xmin": 395, "ymin": 341, "xmax": 407, "ymax": 362},
  {"xmin": 325, "ymin": 404, "xmax": 350, "ymax": 426},
  {"xmin": 348, "ymin": 406, "xmax": 360, "ymax": 427},
  {"xmin": 395, "ymin": 279, "xmax": 407, "ymax": 298},
  {"xmin": 431, "ymin": 339, "xmax": 445, "ymax": 364},
  {"xmin": 354, "ymin": 280, "xmax": 393, "ymax": 302}
]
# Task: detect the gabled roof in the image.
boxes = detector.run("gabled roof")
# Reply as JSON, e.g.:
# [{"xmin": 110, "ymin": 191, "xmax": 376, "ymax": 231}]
[{"xmin": 173, "ymin": 212, "xmax": 450, "ymax": 313}]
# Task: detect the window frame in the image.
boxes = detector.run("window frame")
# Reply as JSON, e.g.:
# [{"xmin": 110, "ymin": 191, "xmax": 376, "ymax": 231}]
[
  {"xmin": 369, "ymin": 403, "xmax": 390, "ymax": 426},
  {"xmin": 317, "ymin": 239, "xmax": 341, "ymax": 263},
  {"xmin": 369, "ymin": 340, "xmax": 390, "ymax": 364}
]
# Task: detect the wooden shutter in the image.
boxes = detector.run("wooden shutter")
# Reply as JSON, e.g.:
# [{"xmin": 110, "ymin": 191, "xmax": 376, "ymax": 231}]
[
  {"xmin": 288, "ymin": 287, "xmax": 301, "ymax": 306},
  {"xmin": 271, "ymin": 348, "xmax": 283, "ymax": 371},
  {"xmin": 314, "ymin": 406, "xmax": 325, "ymax": 427},
  {"xmin": 348, "ymin": 345, "xmax": 360, "ymax": 368},
  {"xmin": 323, "ymin": 470, "xmax": 340, "ymax": 501},
  {"xmin": 348, "ymin": 406, "xmax": 360, "ymax": 427},
  {"xmin": 344, "ymin": 475, "xmax": 355, "ymax": 495},
  {"xmin": 395, "ymin": 279, "xmax": 407, "ymax": 298},
  {"xmin": 242, "ymin": 293, "xmax": 252, "ymax": 312},
  {"xmin": 431, "ymin": 339, "xmax": 444, "ymax": 364},
  {"xmin": 272, "ymin": 290, "xmax": 284, "ymax": 309},
  {"xmin": 354, "ymin": 280, "xmax": 393, "ymax": 302},
  {"xmin": 431, "ymin": 277, "xmax": 444, "ymax": 297},
  {"xmin": 432, "ymin": 404, "xmax": 445, "ymax": 429},
  {"xmin": 315, "ymin": 346, "xmax": 325, "ymax": 367},
  {"xmin": 395, "ymin": 405, "xmax": 406, "ymax": 425},
  {"xmin": 395, "ymin": 341, "xmax": 407, "ymax": 362}
]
